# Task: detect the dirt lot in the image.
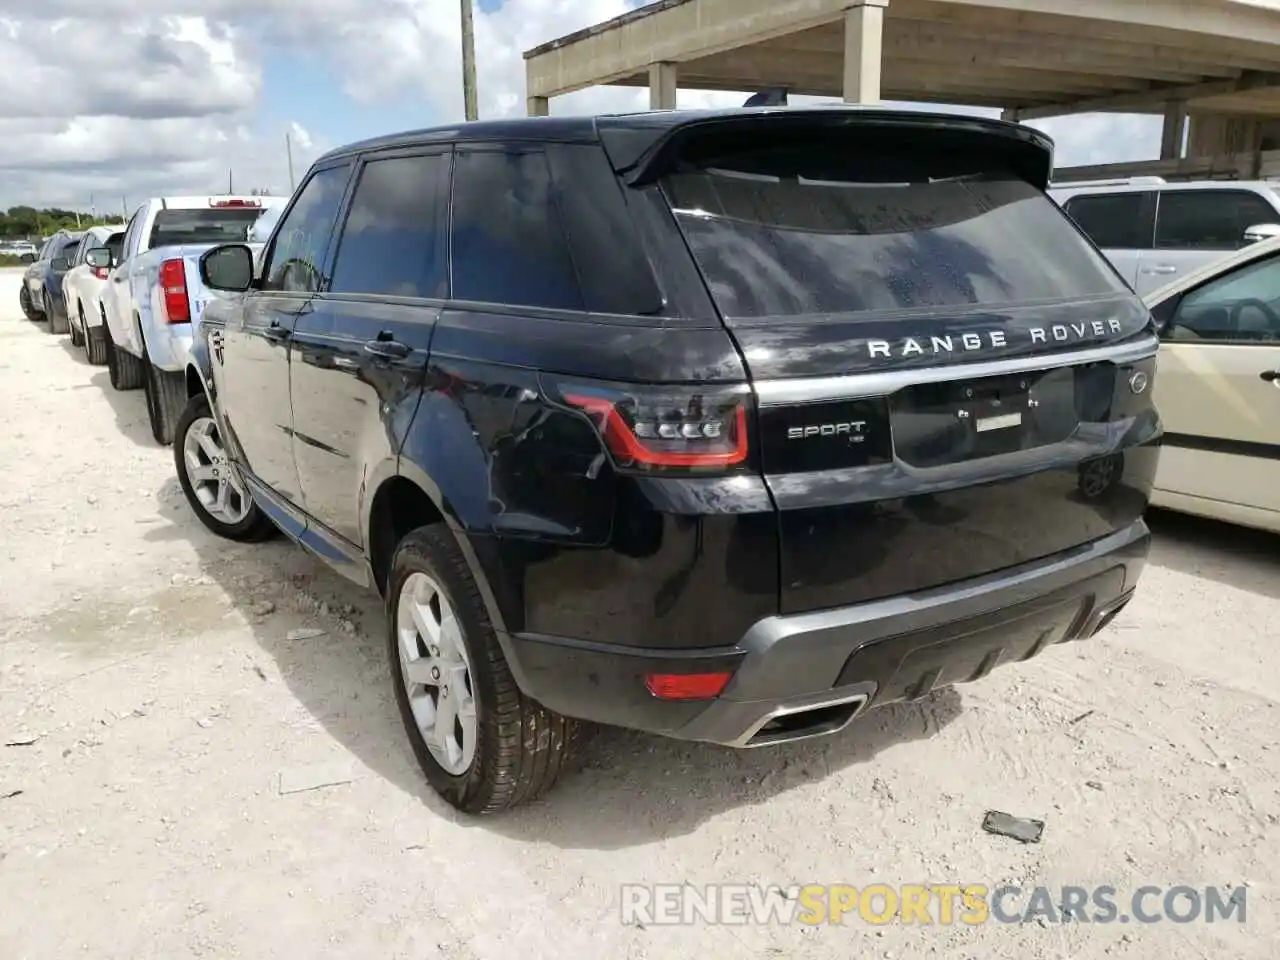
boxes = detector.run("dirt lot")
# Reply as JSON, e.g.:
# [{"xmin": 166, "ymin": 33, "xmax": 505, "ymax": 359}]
[{"xmin": 0, "ymin": 266, "xmax": 1277, "ymax": 959}]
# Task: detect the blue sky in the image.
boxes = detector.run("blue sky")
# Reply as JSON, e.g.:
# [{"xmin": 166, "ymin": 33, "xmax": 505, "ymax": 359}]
[{"xmin": 0, "ymin": 0, "xmax": 1162, "ymax": 208}]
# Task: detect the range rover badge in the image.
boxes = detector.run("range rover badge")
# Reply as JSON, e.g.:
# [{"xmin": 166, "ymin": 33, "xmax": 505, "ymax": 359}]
[{"xmin": 1128, "ymin": 371, "xmax": 1149, "ymax": 395}]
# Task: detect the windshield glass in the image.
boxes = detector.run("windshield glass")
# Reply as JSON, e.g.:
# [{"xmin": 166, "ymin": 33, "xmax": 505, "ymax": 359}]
[
  {"xmin": 662, "ymin": 147, "xmax": 1127, "ymax": 318},
  {"xmin": 149, "ymin": 208, "xmax": 263, "ymax": 248}
]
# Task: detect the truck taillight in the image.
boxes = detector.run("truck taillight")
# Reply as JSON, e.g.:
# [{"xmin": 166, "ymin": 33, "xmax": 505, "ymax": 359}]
[
  {"xmin": 548, "ymin": 376, "xmax": 751, "ymax": 472},
  {"xmin": 159, "ymin": 258, "xmax": 190, "ymax": 324},
  {"xmin": 92, "ymin": 267, "xmax": 109, "ymax": 280}
]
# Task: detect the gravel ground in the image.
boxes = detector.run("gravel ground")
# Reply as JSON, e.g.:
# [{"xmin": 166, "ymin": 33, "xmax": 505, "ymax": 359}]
[{"xmin": 0, "ymin": 266, "xmax": 1277, "ymax": 959}]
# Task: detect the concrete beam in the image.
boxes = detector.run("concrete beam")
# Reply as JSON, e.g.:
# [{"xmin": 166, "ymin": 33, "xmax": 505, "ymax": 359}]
[
  {"xmin": 1161, "ymin": 100, "xmax": 1187, "ymax": 159},
  {"xmin": 843, "ymin": 1, "xmax": 887, "ymax": 104},
  {"xmin": 1016, "ymin": 71, "xmax": 1280, "ymax": 121},
  {"xmin": 527, "ymin": 95, "xmax": 549, "ymax": 116},
  {"xmin": 649, "ymin": 61, "xmax": 678, "ymax": 109}
]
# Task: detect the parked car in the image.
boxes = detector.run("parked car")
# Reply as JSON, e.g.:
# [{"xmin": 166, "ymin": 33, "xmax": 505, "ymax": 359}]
[
  {"xmin": 173, "ymin": 109, "xmax": 1161, "ymax": 813},
  {"xmin": 61, "ymin": 225, "xmax": 125, "ymax": 363},
  {"xmin": 1, "ymin": 240, "xmax": 39, "ymax": 262},
  {"xmin": 20, "ymin": 230, "xmax": 83, "ymax": 331},
  {"xmin": 94, "ymin": 195, "xmax": 288, "ymax": 444},
  {"xmin": 1145, "ymin": 233, "xmax": 1280, "ymax": 533},
  {"xmin": 1049, "ymin": 177, "xmax": 1280, "ymax": 296}
]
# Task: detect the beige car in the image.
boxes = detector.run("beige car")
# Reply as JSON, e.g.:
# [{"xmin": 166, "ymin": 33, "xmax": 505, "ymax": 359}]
[{"xmin": 1145, "ymin": 235, "xmax": 1280, "ymax": 534}]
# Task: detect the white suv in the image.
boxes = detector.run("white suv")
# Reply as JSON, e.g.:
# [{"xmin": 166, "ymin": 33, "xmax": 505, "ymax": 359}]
[{"xmin": 1049, "ymin": 177, "xmax": 1280, "ymax": 296}]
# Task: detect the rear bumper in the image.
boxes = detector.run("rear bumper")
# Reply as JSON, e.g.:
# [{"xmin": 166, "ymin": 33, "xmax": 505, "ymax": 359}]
[{"xmin": 502, "ymin": 520, "xmax": 1150, "ymax": 747}]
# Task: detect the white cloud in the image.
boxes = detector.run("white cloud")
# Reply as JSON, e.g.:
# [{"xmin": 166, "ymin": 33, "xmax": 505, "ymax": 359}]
[{"xmin": 0, "ymin": 0, "xmax": 1163, "ymax": 211}]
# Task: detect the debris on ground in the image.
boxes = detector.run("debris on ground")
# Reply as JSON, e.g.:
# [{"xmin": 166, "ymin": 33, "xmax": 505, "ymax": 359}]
[
  {"xmin": 286, "ymin": 627, "xmax": 327, "ymax": 641},
  {"xmin": 982, "ymin": 810, "xmax": 1045, "ymax": 844},
  {"xmin": 277, "ymin": 762, "xmax": 355, "ymax": 796},
  {"xmin": 2, "ymin": 789, "xmax": 23, "ymax": 800},
  {"xmin": 1068, "ymin": 709, "xmax": 1095, "ymax": 725},
  {"xmin": 5, "ymin": 735, "xmax": 39, "ymax": 747}
]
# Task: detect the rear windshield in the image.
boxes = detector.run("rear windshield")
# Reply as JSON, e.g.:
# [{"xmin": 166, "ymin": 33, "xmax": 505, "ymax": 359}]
[
  {"xmin": 148, "ymin": 208, "xmax": 263, "ymax": 248},
  {"xmin": 662, "ymin": 149, "xmax": 1127, "ymax": 318}
]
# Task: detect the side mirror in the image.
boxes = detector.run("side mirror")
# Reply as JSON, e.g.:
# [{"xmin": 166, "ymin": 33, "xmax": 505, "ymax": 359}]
[
  {"xmin": 50, "ymin": 256, "xmax": 70, "ymax": 271},
  {"xmin": 200, "ymin": 244, "xmax": 254, "ymax": 293},
  {"xmin": 85, "ymin": 247, "xmax": 112, "ymax": 269},
  {"xmin": 1243, "ymin": 222, "xmax": 1280, "ymax": 244}
]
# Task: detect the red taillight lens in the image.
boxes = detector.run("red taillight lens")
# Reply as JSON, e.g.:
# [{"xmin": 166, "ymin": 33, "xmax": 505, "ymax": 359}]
[
  {"xmin": 553, "ymin": 378, "xmax": 750, "ymax": 471},
  {"xmin": 209, "ymin": 198, "xmax": 261, "ymax": 208},
  {"xmin": 93, "ymin": 266, "xmax": 109, "ymax": 280},
  {"xmin": 159, "ymin": 258, "xmax": 190, "ymax": 324},
  {"xmin": 644, "ymin": 671, "xmax": 734, "ymax": 701}
]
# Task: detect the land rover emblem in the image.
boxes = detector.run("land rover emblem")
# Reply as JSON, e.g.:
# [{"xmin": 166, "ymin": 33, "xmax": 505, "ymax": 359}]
[{"xmin": 1128, "ymin": 371, "xmax": 1149, "ymax": 395}]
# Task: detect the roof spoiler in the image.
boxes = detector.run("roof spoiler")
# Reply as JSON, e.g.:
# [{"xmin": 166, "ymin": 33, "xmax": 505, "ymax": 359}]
[{"xmin": 598, "ymin": 109, "xmax": 1055, "ymax": 190}]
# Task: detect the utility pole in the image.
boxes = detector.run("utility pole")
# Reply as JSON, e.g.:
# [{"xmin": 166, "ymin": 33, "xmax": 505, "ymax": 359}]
[
  {"xmin": 228, "ymin": 168, "xmax": 234, "ymax": 194},
  {"xmin": 121, "ymin": 196, "xmax": 128, "ymax": 221},
  {"xmin": 460, "ymin": 0, "xmax": 478, "ymax": 121},
  {"xmin": 285, "ymin": 132, "xmax": 296, "ymax": 190}
]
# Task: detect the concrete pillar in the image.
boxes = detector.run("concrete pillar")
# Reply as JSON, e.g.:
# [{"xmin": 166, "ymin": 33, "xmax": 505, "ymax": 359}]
[
  {"xmin": 649, "ymin": 61, "xmax": 677, "ymax": 110},
  {"xmin": 527, "ymin": 96, "xmax": 549, "ymax": 117},
  {"xmin": 1160, "ymin": 100, "xmax": 1187, "ymax": 160},
  {"xmin": 843, "ymin": 1, "xmax": 888, "ymax": 104},
  {"xmin": 1001, "ymin": 107, "xmax": 1021, "ymax": 123}
]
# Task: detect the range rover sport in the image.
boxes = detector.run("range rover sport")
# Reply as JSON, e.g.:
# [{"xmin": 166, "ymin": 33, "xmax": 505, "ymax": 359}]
[{"xmin": 174, "ymin": 108, "xmax": 1161, "ymax": 813}]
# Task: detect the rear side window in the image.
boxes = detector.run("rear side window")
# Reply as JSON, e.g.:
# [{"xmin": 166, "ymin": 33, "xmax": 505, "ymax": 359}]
[
  {"xmin": 1062, "ymin": 192, "xmax": 1155, "ymax": 249},
  {"xmin": 1155, "ymin": 189, "xmax": 1280, "ymax": 251},
  {"xmin": 149, "ymin": 208, "xmax": 263, "ymax": 247},
  {"xmin": 451, "ymin": 148, "xmax": 583, "ymax": 312},
  {"xmin": 329, "ymin": 152, "xmax": 449, "ymax": 298},
  {"xmin": 663, "ymin": 153, "xmax": 1128, "ymax": 318}
]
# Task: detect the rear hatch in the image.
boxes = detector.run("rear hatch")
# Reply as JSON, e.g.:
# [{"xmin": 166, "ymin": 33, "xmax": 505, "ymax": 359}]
[{"xmin": 652, "ymin": 114, "xmax": 1159, "ymax": 613}]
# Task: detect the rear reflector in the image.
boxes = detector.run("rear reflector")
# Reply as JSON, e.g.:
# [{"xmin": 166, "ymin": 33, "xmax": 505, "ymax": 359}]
[
  {"xmin": 159, "ymin": 258, "xmax": 190, "ymax": 324},
  {"xmin": 644, "ymin": 671, "xmax": 734, "ymax": 701}
]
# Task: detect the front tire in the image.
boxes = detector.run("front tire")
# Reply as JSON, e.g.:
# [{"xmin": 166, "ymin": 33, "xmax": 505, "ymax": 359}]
[
  {"xmin": 46, "ymin": 293, "xmax": 68, "ymax": 334},
  {"xmin": 144, "ymin": 358, "xmax": 186, "ymax": 445},
  {"xmin": 70, "ymin": 304, "xmax": 84, "ymax": 347},
  {"xmin": 173, "ymin": 393, "xmax": 275, "ymax": 542},
  {"xmin": 387, "ymin": 526, "xmax": 579, "ymax": 814},
  {"xmin": 105, "ymin": 322, "xmax": 144, "ymax": 390},
  {"xmin": 18, "ymin": 285, "xmax": 38, "ymax": 321}
]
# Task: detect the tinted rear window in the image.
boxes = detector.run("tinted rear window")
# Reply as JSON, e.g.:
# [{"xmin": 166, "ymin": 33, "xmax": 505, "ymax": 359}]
[
  {"xmin": 148, "ymin": 209, "xmax": 263, "ymax": 248},
  {"xmin": 662, "ymin": 152, "xmax": 1126, "ymax": 318}
]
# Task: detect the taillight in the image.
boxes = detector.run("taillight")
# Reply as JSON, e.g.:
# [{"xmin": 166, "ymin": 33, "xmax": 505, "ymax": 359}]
[
  {"xmin": 209, "ymin": 198, "xmax": 261, "ymax": 208},
  {"xmin": 159, "ymin": 258, "xmax": 190, "ymax": 324},
  {"xmin": 549, "ymin": 377, "xmax": 751, "ymax": 472},
  {"xmin": 92, "ymin": 266, "xmax": 109, "ymax": 280}
]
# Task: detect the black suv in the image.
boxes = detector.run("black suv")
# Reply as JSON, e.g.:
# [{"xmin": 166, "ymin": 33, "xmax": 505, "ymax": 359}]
[{"xmin": 176, "ymin": 108, "xmax": 1160, "ymax": 813}]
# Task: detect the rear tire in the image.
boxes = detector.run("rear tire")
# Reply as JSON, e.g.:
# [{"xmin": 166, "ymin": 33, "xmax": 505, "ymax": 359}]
[
  {"xmin": 387, "ymin": 526, "xmax": 580, "ymax": 814},
  {"xmin": 18, "ymin": 285, "xmax": 38, "ymax": 321},
  {"xmin": 173, "ymin": 393, "xmax": 275, "ymax": 542},
  {"xmin": 105, "ymin": 323, "xmax": 144, "ymax": 390},
  {"xmin": 144, "ymin": 357, "xmax": 185, "ymax": 445},
  {"xmin": 46, "ymin": 293, "xmax": 68, "ymax": 334}
]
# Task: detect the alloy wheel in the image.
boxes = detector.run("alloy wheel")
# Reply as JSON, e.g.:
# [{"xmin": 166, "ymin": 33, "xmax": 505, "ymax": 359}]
[
  {"xmin": 182, "ymin": 416, "xmax": 251, "ymax": 525},
  {"xmin": 396, "ymin": 572, "xmax": 478, "ymax": 776}
]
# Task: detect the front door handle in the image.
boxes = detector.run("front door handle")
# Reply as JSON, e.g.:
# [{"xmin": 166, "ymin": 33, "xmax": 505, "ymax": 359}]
[
  {"xmin": 363, "ymin": 337, "xmax": 411, "ymax": 360},
  {"xmin": 112, "ymin": 276, "xmax": 125, "ymax": 283},
  {"xmin": 1261, "ymin": 369, "xmax": 1280, "ymax": 383},
  {"xmin": 263, "ymin": 319, "xmax": 290, "ymax": 341},
  {"xmin": 1142, "ymin": 265, "xmax": 1178, "ymax": 275}
]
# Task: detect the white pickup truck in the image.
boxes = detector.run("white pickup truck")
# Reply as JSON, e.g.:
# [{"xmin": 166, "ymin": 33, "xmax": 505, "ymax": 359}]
[{"xmin": 91, "ymin": 195, "xmax": 288, "ymax": 444}]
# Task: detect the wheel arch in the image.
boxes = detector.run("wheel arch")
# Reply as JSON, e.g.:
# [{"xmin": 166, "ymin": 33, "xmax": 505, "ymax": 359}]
[{"xmin": 364, "ymin": 469, "xmax": 515, "ymax": 640}]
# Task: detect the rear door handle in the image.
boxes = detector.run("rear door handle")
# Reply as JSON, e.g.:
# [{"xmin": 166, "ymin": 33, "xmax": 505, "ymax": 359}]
[
  {"xmin": 1261, "ymin": 369, "xmax": 1280, "ymax": 383},
  {"xmin": 1142, "ymin": 265, "xmax": 1178, "ymax": 275},
  {"xmin": 363, "ymin": 337, "xmax": 411, "ymax": 360}
]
